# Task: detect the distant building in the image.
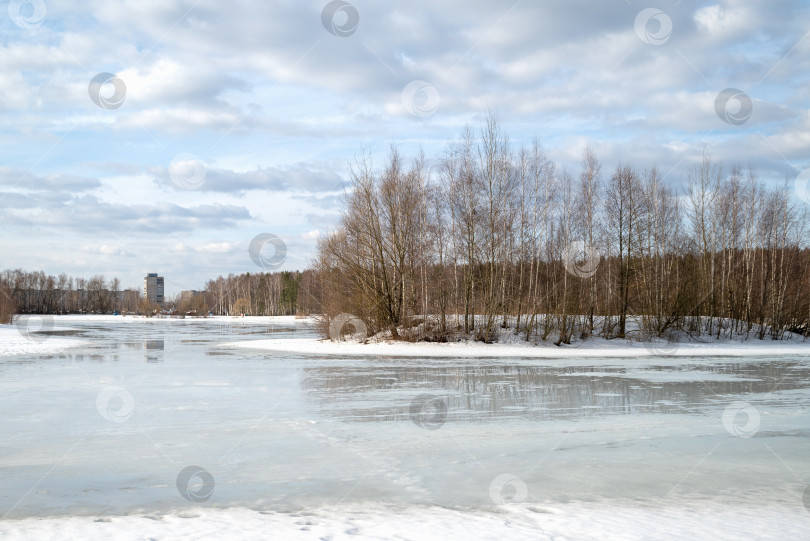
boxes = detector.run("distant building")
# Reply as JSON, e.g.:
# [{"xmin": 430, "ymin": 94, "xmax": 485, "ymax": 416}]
[
  {"xmin": 115, "ymin": 289, "xmax": 140, "ymax": 310},
  {"xmin": 143, "ymin": 273, "xmax": 164, "ymax": 305},
  {"xmin": 180, "ymin": 290, "xmax": 202, "ymax": 303}
]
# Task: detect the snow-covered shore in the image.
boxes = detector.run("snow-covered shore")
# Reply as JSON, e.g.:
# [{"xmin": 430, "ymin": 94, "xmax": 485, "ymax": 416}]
[
  {"xmin": 222, "ymin": 335, "xmax": 810, "ymax": 358},
  {"xmin": 0, "ymin": 324, "xmax": 88, "ymax": 357},
  {"xmin": 1, "ymin": 500, "xmax": 806, "ymax": 541}
]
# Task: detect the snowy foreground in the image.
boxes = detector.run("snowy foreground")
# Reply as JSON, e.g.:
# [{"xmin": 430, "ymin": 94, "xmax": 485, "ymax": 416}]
[{"xmin": 1, "ymin": 501, "xmax": 806, "ymax": 541}]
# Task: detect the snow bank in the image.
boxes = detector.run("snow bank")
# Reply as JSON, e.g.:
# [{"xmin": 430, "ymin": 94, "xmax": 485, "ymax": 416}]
[
  {"xmin": 221, "ymin": 335, "xmax": 810, "ymax": 359},
  {"xmin": 0, "ymin": 501, "xmax": 804, "ymax": 540},
  {"xmin": 0, "ymin": 324, "xmax": 88, "ymax": 357}
]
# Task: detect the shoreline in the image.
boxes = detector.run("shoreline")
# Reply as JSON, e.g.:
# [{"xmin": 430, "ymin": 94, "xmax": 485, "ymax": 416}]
[
  {"xmin": 221, "ymin": 335, "xmax": 810, "ymax": 358},
  {"xmin": 5, "ymin": 315, "xmax": 810, "ymax": 359}
]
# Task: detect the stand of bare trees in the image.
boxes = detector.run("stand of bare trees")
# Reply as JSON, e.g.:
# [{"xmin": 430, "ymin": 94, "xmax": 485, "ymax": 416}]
[
  {"xmin": 201, "ymin": 270, "xmax": 313, "ymax": 316},
  {"xmin": 0, "ymin": 269, "xmax": 140, "ymax": 314},
  {"xmin": 316, "ymin": 116, "xmax": 810, "ymax": 342}
]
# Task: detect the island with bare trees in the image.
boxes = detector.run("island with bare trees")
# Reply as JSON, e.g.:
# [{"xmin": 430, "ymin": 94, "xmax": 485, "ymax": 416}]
[{"xmin": 314, "ymin": 116, "xmax": 809, "ymax": 345}]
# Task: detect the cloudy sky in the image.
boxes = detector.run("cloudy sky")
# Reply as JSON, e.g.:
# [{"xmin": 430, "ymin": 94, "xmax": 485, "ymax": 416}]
[{"xmin": 1, "ymin": 0, "xmax": 807, "ymax": 294}]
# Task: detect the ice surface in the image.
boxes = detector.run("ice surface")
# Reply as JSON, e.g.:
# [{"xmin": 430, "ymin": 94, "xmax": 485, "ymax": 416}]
[{"xmin": 1, "ymin": 316, "xmax": 809, "ymax": 539}]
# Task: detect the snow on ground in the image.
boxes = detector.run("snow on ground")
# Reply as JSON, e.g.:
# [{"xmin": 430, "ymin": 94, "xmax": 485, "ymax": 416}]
[
  {"xmin": 0, "ymin": 324, "xmax": 88, "ymax": 357},
  {"xmin": 222, "ymin": 335, "xmax": 810, "ymax": 359},
  {"xmin": 0, "ymin": 501, "xmax": 805, "ymax": 541}
]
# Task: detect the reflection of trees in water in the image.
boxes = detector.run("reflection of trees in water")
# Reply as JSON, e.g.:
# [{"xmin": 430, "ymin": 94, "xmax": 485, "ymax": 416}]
[
  {"xmin": 28, "ymin": 353, "xmax": 115, "ymax": 362},
  {"xmin": 119, "ymin": 340, "xmax": 166, "ymax": 362},
  {"xmin": 301, "ymin": 362, "xmax": 808, "ymax": 422}
]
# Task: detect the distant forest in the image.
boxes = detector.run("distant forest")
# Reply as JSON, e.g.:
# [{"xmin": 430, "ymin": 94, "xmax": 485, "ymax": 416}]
[
  {"xmin": 0, "ymin": 268, "xmax": 317, "ymax": 320},
  {"xmin": 3, "ymin": 116, "xmax": 810, "ymax": 342}
]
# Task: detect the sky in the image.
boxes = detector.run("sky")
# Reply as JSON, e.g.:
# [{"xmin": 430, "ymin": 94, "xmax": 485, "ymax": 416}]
[{"xmin": 0, "ymin": 0, "xmax": 808, "ymax": 295}]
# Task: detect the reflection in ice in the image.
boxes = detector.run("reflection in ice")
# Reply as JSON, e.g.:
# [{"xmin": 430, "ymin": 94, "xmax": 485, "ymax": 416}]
[{"xmin": 301, "ymin": 362, "xmax": 809, "ymax": 422}]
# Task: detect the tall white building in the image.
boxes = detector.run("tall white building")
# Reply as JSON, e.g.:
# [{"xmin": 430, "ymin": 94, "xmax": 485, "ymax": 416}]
[{"xmin": 143, "ymin": 273, "xmax": 164, "ymax": 305}]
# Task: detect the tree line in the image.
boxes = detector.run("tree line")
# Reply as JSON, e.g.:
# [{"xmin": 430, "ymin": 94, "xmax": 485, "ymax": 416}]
[
  {"xmin": 316, "ymin": 115, "xmax": 810, "ymax": 343},
  {"xmin": 0, "ymin": 269, "xmax": 136, "ymax": 315},
  {"xmin": 0, "ymin": 268, "xmax": 317, "ymax": 318},
  {"xmin": 201, "ymin": 270, "xmax": 318, "ymax": 316}
]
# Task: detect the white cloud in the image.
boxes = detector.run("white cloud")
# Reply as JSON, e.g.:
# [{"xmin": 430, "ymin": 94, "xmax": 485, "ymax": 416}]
[
  {"xmin": 693, "ymin": 3, "xmax": 751, "ymax": 37},
  {"xmin": 0, "ymin": 0, "xmax": 806, "ymax": 286},
  {"xmin": 198, "ymin": 242, "xmax": 236, "ymax": 253}
]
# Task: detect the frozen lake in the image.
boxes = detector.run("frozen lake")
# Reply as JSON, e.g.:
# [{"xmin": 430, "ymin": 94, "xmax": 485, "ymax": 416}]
[{"xmin": 1, "ymin": 317, "xmax": 809, "ymax": 537}]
